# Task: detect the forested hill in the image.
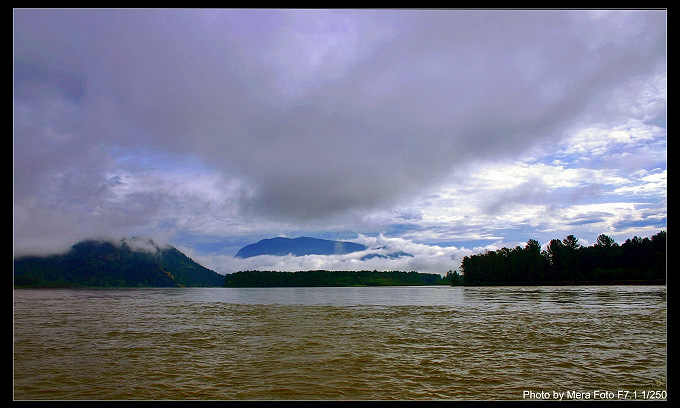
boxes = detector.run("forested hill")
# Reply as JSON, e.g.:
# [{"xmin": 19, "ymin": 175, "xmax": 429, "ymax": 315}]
[
  {"xmin": 224, "ymin": 270, "xmax": 450, "ymax": 287},
  {"xmin": 14, "ymin": 238, "xmax": 225, "ymax": 288}
]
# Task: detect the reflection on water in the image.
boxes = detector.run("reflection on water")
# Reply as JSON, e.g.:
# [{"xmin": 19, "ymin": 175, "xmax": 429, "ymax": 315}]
[{"xmin": 13, "ymin": 286, "xmax": 666, "ymax": 400}]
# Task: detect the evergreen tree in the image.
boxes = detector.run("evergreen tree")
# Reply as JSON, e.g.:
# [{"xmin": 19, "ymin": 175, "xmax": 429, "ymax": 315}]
[{"xmin": 459, "ymin": 231, "xmax": 665, "ymax": 285}]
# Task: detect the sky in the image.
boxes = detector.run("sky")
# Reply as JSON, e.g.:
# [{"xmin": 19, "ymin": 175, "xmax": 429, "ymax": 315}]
[{"xmin": 14, "ymin": 9, "xmax": 666, "ymax": 275}]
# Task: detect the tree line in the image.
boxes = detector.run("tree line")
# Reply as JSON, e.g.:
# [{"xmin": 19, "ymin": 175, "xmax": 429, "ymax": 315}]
[
  {"xmin": 224, "ymin": 270, "xmax": 450, "ymax": 287},
  {"xmin": 459, "ymin": 231, "xmax": 666, "ymax": 285}
]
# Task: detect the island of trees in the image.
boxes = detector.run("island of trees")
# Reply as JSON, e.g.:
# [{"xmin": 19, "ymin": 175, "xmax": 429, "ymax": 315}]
[
  {"xmin": 458, "ymin": 231, "xmax": 666, "ymax": 285},
  {"xmin": 224, "ymin": 270, "xmax": 449, "ymax": 287}
]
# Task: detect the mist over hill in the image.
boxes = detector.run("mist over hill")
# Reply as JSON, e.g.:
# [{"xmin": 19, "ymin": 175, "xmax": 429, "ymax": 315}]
[{"xmin": 14, "ymin": 237, "xmax": 224, "ymax": 288}]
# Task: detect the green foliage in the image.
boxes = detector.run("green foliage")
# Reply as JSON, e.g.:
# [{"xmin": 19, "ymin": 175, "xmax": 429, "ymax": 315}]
[
  {"xmin": 224, "ymin": 270, "xmax": 449, "ymax": 287},
  {"xmin": 460, "ymin": 231, "xmax": 666, "ymax": 285},
  {"xmin": 14, "ymin": 239, "xmax": 224, "ymax": 288},
  {"xmin": 444, "ymin": 270, "xmax": 463, "ymax": 286}
]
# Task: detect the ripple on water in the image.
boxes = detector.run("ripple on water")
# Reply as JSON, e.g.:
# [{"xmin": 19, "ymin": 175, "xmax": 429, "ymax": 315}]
[{"xmin": 14, "ymin": 286, "xmax": 666, "ymax": 400}]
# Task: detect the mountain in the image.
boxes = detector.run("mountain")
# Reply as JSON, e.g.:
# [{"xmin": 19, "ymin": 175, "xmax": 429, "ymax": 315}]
[
  {"xmin": 360, "ymin": 250, "xmax": 415, "ymax": 261},
  {"xmin": 14, "ymin": 238, "xmax": 224, "ymax": 288},
  {"xmin": 235, "ymin": 236, "xmax": 367, "ymax": 258},
  {"xmin": 234, "ymin": 236, "xmax": 415, "ymax": 261}
]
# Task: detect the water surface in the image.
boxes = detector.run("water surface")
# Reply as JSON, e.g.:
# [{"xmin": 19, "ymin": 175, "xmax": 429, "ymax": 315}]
[{"xmin": 13, "ymin": 286, "xmax": 666, "ymax": 400}]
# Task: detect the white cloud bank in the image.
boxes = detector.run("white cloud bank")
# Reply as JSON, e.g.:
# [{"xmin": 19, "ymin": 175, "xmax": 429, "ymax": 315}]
[{"xmin": 181, "ymin": 233, "xmax": 476, "ymax": 275}]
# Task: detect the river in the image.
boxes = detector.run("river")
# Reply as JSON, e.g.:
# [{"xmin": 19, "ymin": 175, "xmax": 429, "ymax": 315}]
[{"xmin": 13, "ymin": 285, "xmax": 667, "ymax": 400}]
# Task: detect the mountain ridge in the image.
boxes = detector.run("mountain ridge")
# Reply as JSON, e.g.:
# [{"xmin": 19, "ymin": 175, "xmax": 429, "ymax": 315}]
[
  {"xmin": 235, "ymin": 236, "xmax": 369, "ymax": 258},
  {"xmin": 14, "ymin": 237, "xmax": 224, "ymax": 288}
]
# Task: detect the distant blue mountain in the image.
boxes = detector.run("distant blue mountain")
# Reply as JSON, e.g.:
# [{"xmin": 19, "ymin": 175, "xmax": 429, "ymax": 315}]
[{"xmin": 235, "ymin": 237, "xmax": 368, "ymax": 258}]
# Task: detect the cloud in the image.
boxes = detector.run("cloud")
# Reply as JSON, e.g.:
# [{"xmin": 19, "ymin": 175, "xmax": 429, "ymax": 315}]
[
  {"xmin": 180, "ymin": 233, "xmax": 471, "ymax": 275},
  {"xmin": 14, "ymin": 9, "xmax": 666, "ymax": 261}
]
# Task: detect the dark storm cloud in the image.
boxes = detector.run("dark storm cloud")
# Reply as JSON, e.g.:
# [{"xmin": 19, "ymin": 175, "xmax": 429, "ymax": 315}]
[{"xmin": 14, "ymin": 9, "xmax": 666, "ymax": 254}]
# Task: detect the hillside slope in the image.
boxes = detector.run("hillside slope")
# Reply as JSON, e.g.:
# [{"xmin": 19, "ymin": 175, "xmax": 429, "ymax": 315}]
[{"xmin": 14, "ymin": 238, "xmax": 224, "ymax": 288}]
